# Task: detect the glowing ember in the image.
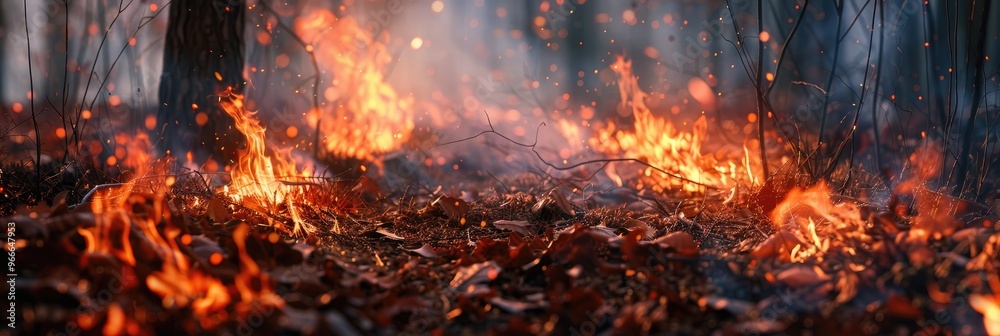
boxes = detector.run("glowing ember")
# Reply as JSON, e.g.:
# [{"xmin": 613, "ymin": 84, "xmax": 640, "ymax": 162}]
[
  {"xmin": 590, "ymin": 55, "xmax": 741, "ymax": 193},
  {"xmin": 295, "ymin": 10, "xmax": 415, "ymax": 161},
  {"xmin": 218, "ymin": 89, "xmax": 311, "ymax": 235},
  {"xmin": 769, "ymin": 181, "xmax": 868, "ymax": 262}
]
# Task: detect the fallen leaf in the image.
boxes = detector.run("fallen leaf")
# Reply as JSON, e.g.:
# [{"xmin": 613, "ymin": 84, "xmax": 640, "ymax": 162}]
[
  {"xmin": 532, "ymin": 189, "xmax": 575, "ymax": 217},
  {"xmin": 586, "ymin": 225, "xmax": 618, "ymax": 242},
  {"xmin": 653, "ymin": 231, "xmax": 699, "ymax": 257},
  {"xmin": 752, "ymin": 230, "xmax": 805, "ymax": 260},
  {"xmin": 433, "ymin": 195, "xmax": 470, "ymax": 218},
  {"xmin": 206, "ymin": 198, "xmax": 229, "ymax": 222},
  {"xmin": 364, "ymin": 228, "xmax": 404, "ymax": 241},
  {"xmin": 450, "ymin": 261, "xmax": 502, "ymax": 294},
  {"xmin": 405, "ymin": 244, "xmax": 438, "ymax": 258},
  {"xmin": 489, "ymin": 297, "xmax": 543, "ymax": 314},
  {"xmin": 623, "ymin": 218, "xmax": 656, "ymax": 239},
  {"xmin": 494, "ymin": 220, "xmax": 531, "ymax": 236},
  {"xmin": 774, "ymin": 264, "xmax": 830, "ymax": 287}
]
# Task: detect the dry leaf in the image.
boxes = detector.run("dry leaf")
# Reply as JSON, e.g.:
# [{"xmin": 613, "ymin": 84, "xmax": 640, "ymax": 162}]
[
  {"xmin": 450, "ymin": 261, "xmax": 502, "ymax": 294},
  {"xmin": 494, "ymin": 220, "xmax": 531, "ymax": 236},
  {"xmin": 652, "ymin": 231, "xmax": 699, "ymax": 257},
  {"xmin": 532, "ymin": 189, "xmax": 575, "ymax": 216},
  {"xmin": 623, "ymin": 218, "xmax": 656, "ymax": 239},
  {"xmin": 364, "ymin": 228, "xmax": 404, "ymax": 241},
  {"xmin": 433, "ymin": 195, "xmax": 470, "ymax": 218},
  {"xmin": 206, "ymin": 198, "xmax": 230, "ymax": 222},
  {"xmin": 774, "ymin": 264, "xmax": 830, "ymax": 287},
  {"xmin": 752, "ymin": 230, "xmax": 805, "ymax": 260},
  {"xmin": 405, "ymin": 244, "xmax": 438, "ymax": 258},
  {"xmin": 489, "ymin": 296, "xmax": 543, "ymax": 314}
]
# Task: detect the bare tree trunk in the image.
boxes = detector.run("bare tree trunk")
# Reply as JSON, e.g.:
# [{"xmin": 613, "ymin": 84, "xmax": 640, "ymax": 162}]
[
  {"xmin": 156, "ymin": 0, "xmax": 245, "ymax": 166},
  {"xmin": 954, "ymin": 0, "xmax": 991, "ymax": 200}
]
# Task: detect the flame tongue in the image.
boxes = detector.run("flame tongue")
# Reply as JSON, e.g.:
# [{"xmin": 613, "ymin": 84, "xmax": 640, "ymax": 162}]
[
  {"xmin": 219, "ymin": 89, "xmax": 312, "ymax": 235},
  {"xmin": 590, "ymin": 56, "xmax": 739, "ymax": 193},
  {"xmin": 294, "ymin": 10, "xmax": 415, "ymax": 161}
]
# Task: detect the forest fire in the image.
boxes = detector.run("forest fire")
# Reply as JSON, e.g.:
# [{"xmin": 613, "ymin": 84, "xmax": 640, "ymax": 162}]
[
  {"xmin": 590, "ymin": 56, "xmax": 747, "ymax": 193},
  {"xmin": 219, "ymin": 89, "xmax": 311, "ymax": 236},
  {"xmin": 294, "ymin": 9, "xmax": 415, "ymax": 162},
  {"xmin": 2, "ymin": 0, "xmax": 1000, "ymax": 335}
]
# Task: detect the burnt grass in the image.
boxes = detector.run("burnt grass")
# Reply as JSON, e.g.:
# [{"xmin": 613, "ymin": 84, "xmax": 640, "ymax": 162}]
[{"xmin": 2, "ymin": 163, "xmax": 999, "ymax": 335}]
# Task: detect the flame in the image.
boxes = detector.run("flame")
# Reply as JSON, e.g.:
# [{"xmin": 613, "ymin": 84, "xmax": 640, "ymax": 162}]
[
  {"xmin": 769, "ymin": 181, "xmax": 868, "ymax": 262},
  {"xmin": 894, "ymin": 141, "xmax": 964, "ymax": 241},
  {"xmin": 970, "ymin": 274, "xmax": 1000, "ymax": 335},
  {"xmin": 141, "ymin": 214, "xmax": 231, "ymax": 322},
  {"xmin": 218, "ymin": 89, "xmax": 312, "ymax": 235},
  {"xmin": 589, "ymin": 55, "xmax": 740, "ymax": 193},
  {"xmin": 232, "ymin": 223, "xmax": 284, "ymax": 309},
  {"xmin": 294, "ymin": 10, "xmax": 415, "ymax": 161},
  {"xmin": 76, "ymin": 177, "xmax": 284, "ymax": 331},
  {"xmin": 80, "ymin": 202, "xmax": 136, "ymax": 266}
]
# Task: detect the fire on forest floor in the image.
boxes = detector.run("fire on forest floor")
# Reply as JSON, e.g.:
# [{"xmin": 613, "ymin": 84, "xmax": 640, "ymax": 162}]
[
  {"xmin": 2, "ymin": 9, "xmax": 999, "ymax": 334},
  {"xmin": 2, "ymin": 153, "xmax": 1000, "ymax": 335}
]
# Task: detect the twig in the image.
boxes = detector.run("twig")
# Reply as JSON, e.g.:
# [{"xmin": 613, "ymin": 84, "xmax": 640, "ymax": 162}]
[
  {"xmin": 23, "ymin": 0, "xmax": 41, "ymax": 200},
  {"xmin": 70, "ymin": 183, "xmax": 130, "ymax": 209},
  {"xmin": 816, "ymin": 1, "xmax": 846, "ymax": 181},
  {"xmin": 60, "ymin": 0, "xmax": 70, "ymax": 158},
  {"xmin": 87, "ymin": 2, "xmax": 171, "ymax": 112},
  {"xmin": 823, "ymin": 0, "xmax": 879, "ymax": 181},
  {"xmin": 79, "ymin": 0, "xmax": 134, "ymax": 120},
  {"xmin": 439, "ymin": 111, "xmax": 717, "ymax": 190},
  {"xmin": 763, "ymin": 0, "xmax": 811, "ymax": 97}
]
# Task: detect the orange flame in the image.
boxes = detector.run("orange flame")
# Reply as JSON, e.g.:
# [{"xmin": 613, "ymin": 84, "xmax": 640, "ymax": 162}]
[
  {"xmin": 894, "ymin": 141, "xmax": 964, "ymax": 241},
  {"xmin": 141, "ymin": 214, "xmax": 231, "ymax": 322},
  {"xmin": 769, "ymin": 181, "xmax": 868, "ymax": 261},
  {"xmin": 218, "ymin": 89, "xmax": 312, "ymax": 235},
  {"xmin": 590, "ymin": 55, "xmax": 741, "ymax": 193},
  {"xmin": 77, "ymin": 209, "xmax": 136, "ymax": 266},
  {"xmin": 232, "ymin": 223, "xmax": 285, "ymax": 309},
  {"xmin": 294, "ymin": 10, "xmax": 415, "ymax": 161}
]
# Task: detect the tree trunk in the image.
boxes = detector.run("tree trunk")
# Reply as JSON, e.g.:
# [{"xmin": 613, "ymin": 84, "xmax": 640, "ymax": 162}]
[{"xmin": 156, "ymin": 0, "xmax": 245, "ymax": 166}]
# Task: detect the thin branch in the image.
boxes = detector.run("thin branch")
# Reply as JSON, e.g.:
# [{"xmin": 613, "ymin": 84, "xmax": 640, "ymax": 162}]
[
  {"xmin": 87, "ymin": 3, "xmax": 171, "ymax": 112},
  {"xmin": 24, "ymin": 0, "xmax": 41, "ymax": 199},
  {"xmin": 78, "ymin": 0, "xmax": 134, "ymax": 115},
  {"xmin": 439, "ymin": 111, "xmax": 719, "ymax": 190},
  {"xmin": 823, "ymin": 0, "xmax": 878, "ymax": 180},
  {"xmin": 764, "ymin": 0, "xmax": 811, "ymax": 97}
]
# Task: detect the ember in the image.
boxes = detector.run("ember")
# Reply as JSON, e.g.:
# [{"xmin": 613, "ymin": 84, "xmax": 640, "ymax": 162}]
[{"xmin": 1, "ymin": 0, "xmax": 999, "ymax": 335}]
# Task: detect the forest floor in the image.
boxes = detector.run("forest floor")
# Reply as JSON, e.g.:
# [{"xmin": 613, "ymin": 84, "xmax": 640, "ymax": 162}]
[{"xmin": 1, "ymin": 161, "xmax": 999, "ymax": 335}]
